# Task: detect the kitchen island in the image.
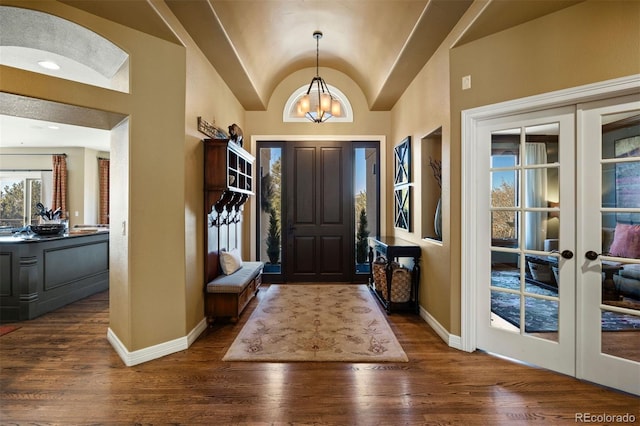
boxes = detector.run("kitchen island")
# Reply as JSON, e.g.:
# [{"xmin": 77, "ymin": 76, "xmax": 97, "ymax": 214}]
[{"xmin": 0, "ymin": 230, "xmax": 109, "ymax": 322}]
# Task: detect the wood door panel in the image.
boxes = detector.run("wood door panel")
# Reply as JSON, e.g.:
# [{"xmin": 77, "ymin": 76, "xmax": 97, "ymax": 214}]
[
  {"xmin": 320, "ymin": 236, "xmax": 343, "ymax": 274},
  {"xmin": 321, "ymin": 147, "xmax": 342, "ymax": 224},
  {"xmin": 294, "ymin": 147, "xmax": 315, "ymax": 224},
  {"xmin": 286, "ymin": 141, "xmax": 352, "ymax": 282},
  {"xmin": 292, "ymin": 236, "xmax": 315, "ymax": 274}
]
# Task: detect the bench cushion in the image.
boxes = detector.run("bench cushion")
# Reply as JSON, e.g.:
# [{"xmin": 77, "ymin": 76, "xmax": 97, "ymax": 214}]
[{"xmin": 206, "ymin": 261, "xmax": 264, "ymax": 293}]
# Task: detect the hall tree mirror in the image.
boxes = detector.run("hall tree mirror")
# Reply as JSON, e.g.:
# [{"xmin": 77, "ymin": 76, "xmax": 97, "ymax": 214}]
[{"xmin": 422, "ymin": 127, "xmax": 442, "ymax": 241}]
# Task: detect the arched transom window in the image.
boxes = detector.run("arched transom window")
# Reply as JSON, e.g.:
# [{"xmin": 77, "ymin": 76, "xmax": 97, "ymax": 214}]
[{"xmin": 283, "ymin": 84, "xmax": 353, "ymax": 123}]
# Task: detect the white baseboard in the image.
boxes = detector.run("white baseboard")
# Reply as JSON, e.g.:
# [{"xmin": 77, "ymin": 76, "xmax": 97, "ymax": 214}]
[
  {"xmin": 419, "ymin": 305, "xmax": 463, "ymax": 351},
  {"xmin": 187, "ymin": 317, "xmax": 209, "ymax": 346},
  {"xmin": 107, "ymin": 317, "xmax": 208, "ymax": 366},
  {"xmin": 108, "ymin": 307, "xmax": 463, "ymax": 366}
]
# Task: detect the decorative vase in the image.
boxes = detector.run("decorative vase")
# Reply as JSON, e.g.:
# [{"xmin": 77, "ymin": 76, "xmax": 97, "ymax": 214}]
[{"xmin": 434, "ymin": 197, "xmax": 442, "ymax": 240}]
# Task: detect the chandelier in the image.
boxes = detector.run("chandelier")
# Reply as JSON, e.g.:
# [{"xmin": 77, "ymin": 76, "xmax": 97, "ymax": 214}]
[{"xmin": 298, "ymin": 31, "xmax": 341, "ymax": 123}]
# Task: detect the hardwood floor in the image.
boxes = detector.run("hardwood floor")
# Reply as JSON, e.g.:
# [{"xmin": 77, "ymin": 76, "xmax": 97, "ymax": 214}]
[{"xmin": 1, "ymin": 287, "xmax": 638, "ymax": 425}]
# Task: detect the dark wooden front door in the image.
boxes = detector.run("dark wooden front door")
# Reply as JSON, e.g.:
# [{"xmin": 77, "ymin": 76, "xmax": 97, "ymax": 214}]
[{"xmin": 284, "ymin": 141, "xmax": 353, "ymax": 282}]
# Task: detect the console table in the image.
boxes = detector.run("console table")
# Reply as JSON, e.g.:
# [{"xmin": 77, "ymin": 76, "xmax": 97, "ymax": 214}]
[{"xmin": 368, "ymin": 236, "xmax": 421, "ymax": 314}]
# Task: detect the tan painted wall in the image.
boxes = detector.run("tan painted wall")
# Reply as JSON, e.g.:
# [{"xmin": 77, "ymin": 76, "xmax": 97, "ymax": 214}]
[
  {"xmin": 151, "ymin": 2, "xmax": 247, "ymax": 333},
  {"xmin": 447, "ymin": 0, "xmax": 640, "ymax": 335},
  {"xmin": 390, "ymin": 47, "xmax": 453, "ymax": 330},
  {"xmin": 389, "ymin": 1, "xmax": 486, "ymax": 332},
  {"xmin": 0, "ymin": 0, "xmax": 188, "ymax": 352}
]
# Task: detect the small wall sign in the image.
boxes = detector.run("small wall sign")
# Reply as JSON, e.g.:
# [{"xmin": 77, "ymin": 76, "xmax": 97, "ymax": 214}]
[{"xmin": 198, "ymin": 117, "xmax": 228, "ymax": 139}]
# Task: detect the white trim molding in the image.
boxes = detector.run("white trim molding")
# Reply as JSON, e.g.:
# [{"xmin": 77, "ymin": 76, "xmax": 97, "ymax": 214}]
[
  {"xmin": 460, "ymin": 74, "xmax": 640, "ymax": 354},
  {"xmin": 419, "ymin": 305, "xmax": 462, "ymax": 350},
  {"xmin": 107, "ymin": 318, "xmax": 208, "ymax": 366}
]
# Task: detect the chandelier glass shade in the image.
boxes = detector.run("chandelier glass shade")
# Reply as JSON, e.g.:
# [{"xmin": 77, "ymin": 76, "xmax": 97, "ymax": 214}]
[{"xmin": 298, "ymin": 31, "xmax": 341, "ymax": 123}]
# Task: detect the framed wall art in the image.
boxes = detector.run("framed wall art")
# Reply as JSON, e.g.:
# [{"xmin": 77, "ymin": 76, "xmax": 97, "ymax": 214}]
[
  {"xmin": 394, "ymin": 186, "xmax": 411, "ymax": 230},
  {"xmin": 394, "ymin": 136, "xmax": 411, "ymax": 185},
  {"xmin": 394, "ymin": 136, "xmax": 412, "ymax": 231}
]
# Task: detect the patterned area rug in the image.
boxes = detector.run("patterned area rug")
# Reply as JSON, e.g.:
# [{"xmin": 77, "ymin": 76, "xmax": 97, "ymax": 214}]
[{"xmin": 223, "ymin": 284, "xmax": 408, "ymax": 362}]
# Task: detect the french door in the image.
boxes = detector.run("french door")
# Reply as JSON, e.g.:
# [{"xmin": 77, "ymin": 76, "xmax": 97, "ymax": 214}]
[
  {"xmin": 476, "ymin": 106, "xmax": 577, "ymax": 376},
  {"xmin": 475, "ymin": 96, "xmax": 640, "ymax": 395},
  {"xmin": 578, "ymin": 95, "xmax": 640, "ymax": 394}
]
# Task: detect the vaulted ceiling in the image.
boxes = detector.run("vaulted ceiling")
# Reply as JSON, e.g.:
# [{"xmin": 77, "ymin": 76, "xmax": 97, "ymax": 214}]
[
  {"xmin": 1, "ymin": 0, "xmax": 584, "ymax": 150},
  {"xmin": 58, "ymin": 0, "xmax": 583, "ymax": 111}
]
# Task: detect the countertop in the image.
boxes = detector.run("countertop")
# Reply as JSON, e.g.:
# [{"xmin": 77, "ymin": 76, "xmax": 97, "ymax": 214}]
[{"xmin": 0, "ymin": 229, "xmax": 109, "ymax": 244}]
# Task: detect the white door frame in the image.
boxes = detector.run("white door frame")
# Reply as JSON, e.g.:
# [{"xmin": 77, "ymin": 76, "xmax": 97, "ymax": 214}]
[{"xmin": 461, "ymin": 74, "xmax": 640, "ymax": 354}]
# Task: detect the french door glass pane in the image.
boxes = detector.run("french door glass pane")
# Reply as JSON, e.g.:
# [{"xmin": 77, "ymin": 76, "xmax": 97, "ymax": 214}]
[
  {"xmin": 491, "ymin": 252, "xmax": 520, "ymax": 291},
  {"xmin": 490, "ymin": 289, "xmax": 520, "ymax": 332},
  {"xmin": 599, "ymin": 111, "xmax": 640, "ymax": 361},
  {"xmin": 491, "ymin": 211, "xmax": 518, "ymax": 243},
  {"xmin": 491, "ymin": 170, "xmax": 518, "ymax": 207},
  {"xmin": 525, "ymin": 296, "xmax": 558, "ymax": 340}
]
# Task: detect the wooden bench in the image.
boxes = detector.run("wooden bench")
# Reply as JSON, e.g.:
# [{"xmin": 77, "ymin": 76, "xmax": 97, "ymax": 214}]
[{"xmin": 204, "ymin": 251, "xmax": 263, "ymax": 324}]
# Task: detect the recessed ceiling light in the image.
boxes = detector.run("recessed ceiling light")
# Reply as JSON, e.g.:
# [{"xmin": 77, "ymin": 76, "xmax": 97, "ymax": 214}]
[
  {"xmin": 47, "ymin": 125, "xmax": 60, "ymax": 130},
  {"xmin": 38, "ymin": 60, "xmax": 60, "ymax": 70}
]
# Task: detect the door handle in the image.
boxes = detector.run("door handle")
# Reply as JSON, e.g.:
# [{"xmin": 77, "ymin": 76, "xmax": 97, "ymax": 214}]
[
  {"xmin": 560, "ymin": 250, "xmax": 574, "ymax": 259},
  {"xmin": 585, "ymin": 250, "xmax": 600, "ymax": 261},
  {"xmin": 551, "ymin": 249, "xmax": 574, "ymax": 259},
  {"xmin": 288, "ymin": 225, "xmax": 296, "ymax": 234}
]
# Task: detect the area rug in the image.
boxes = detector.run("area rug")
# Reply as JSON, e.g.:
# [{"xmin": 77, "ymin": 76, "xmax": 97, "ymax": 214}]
[
  {"xmin": 223, "ymin": 284, "xmax": 408, "ymax": 362},
  {"xmin": 491, "ymin": 270, "xmax": 640, "ymax": 332},
  {"xmin": 0, "ymin": 325, "xmax": 20, "ymax": 337}
]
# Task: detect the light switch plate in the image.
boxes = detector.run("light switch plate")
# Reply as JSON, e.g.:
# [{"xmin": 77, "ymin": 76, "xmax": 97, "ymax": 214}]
[{"xmin": 462, "ymin": 75, "xmax": 471, "ymax": 90}]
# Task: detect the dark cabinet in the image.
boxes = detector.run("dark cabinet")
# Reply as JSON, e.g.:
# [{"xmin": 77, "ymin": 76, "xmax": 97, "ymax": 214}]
[
  {"xmin": 203, "ymin": 139, "xmax": 255, "ymax": 214},
  {"xmin": 203, "ymin": 138, "xmax": 255, "ymax": 282}
]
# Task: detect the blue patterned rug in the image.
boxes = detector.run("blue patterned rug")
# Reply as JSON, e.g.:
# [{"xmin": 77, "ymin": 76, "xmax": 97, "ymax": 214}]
[{"xmin": 491, "ymin": 270, "xmax": 640, "ymax": 332}]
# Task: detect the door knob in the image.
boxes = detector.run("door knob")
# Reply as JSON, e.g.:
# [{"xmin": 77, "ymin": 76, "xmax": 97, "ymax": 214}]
[
  {"xmin": 585, "ymin": 250, "xmax": 599, "ymax": 261},
  {"xmin": 551, "ymin": 249, "xmax": 574, "ymax": 259},
  {"xmin": 560, "ymin": 250, "xmax": 574, "ymax": 259}
]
